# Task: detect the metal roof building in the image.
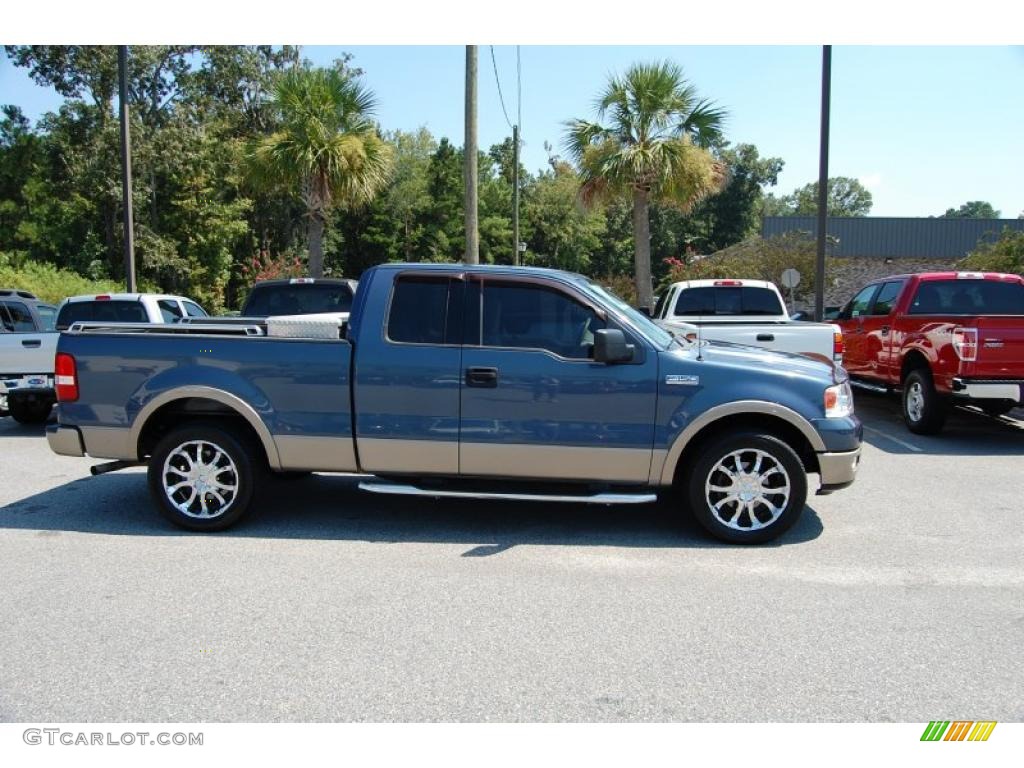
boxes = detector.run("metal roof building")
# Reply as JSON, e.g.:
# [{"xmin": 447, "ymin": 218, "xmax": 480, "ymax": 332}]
[{"xmin": 761, "ymin": 216, "xmax": 1024, "ymax": 259}]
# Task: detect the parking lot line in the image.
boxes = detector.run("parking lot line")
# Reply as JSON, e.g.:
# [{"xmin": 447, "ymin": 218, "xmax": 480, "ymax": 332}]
[{"xmin": 861, "ymin": 424, "xmax": 924, "ymax": 453}]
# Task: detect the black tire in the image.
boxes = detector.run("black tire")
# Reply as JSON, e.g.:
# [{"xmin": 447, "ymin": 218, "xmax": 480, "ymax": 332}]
[
  {"xmin": 147, "ymin": 423, "xmax": 262, "ymax": 531},
  {"xmin": 686, "ymin": 431, "xmax": 808, "ymax": 544},
  {"xmin": 902, "ymin": 368, "xmax": 947, "ymax": 435},
  {"xmin": 9, "ymin": 398, "xmax": 52, "ymax": 425}
]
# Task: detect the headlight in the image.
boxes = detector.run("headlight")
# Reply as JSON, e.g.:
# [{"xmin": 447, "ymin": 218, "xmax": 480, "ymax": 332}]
[{"xmin": 824, "ymin": 381, "xmax": 854, "ymax": 418}]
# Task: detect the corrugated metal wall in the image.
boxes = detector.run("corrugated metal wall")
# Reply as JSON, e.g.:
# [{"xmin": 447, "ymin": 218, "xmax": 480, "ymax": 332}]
[{"xmin": 761, "ymin": 216, "xmax": 1024, "ymax": 259}]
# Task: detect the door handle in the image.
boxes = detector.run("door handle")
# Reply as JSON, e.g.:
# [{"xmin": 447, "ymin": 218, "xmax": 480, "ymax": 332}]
[
  {"xmin": 21, "ymin": 339, "xmax": 42, "ymax": 348},
  {"xmin": 466, "ymin": 366, "xmax": 498, "ymax": 388},
  {"xmin": 880, "ymin": 325, "xmax": 890, "ymax": 336},
  {"xmin": 756, "ymin": 333, "xmax": 775, "ymax": 342}
]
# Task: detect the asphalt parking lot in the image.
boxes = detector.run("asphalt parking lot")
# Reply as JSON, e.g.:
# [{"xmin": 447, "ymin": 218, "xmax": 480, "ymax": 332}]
[{"xmin": 1, "ymin": 394, "xmax": 1022, "ymax": 722}]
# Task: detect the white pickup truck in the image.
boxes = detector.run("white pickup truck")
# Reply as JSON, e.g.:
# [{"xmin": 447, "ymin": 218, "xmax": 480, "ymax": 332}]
[
  {"xmin": 652, "ymin": 279, "xmax": 844, "ymax": 364},
  {"xmin": 1, "ymin": 292, "xmax": 208, "ymax": 424}
]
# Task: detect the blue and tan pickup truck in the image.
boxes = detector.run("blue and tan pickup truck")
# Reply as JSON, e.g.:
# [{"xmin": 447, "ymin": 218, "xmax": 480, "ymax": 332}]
[{"xmin": 46, "ymin": 264, "xmax": 862, "ymax": 543}]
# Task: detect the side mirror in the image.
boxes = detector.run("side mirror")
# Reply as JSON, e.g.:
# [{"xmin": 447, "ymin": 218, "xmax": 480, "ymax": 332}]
[{"xmin": 594, "ymin": 328, "xmax": 634, "ymax": 364}]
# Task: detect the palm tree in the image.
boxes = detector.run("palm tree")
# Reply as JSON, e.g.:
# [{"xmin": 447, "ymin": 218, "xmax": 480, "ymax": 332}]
[
  {"xmin": 248, "ymin": 67, "xmax": 392, "ymax": 277},
  {"xmin": 565, "ymin": 62, "xmax": 727, "ymax": 309}
]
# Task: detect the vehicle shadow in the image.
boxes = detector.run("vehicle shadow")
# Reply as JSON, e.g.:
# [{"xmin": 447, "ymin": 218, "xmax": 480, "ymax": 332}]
[
  {"xmin": 0, "ymin": 418, "xmax": 50, "ymax": 439},
  {"xmin": 854, "ymin": 390, "xmax": 1024, "ymax": 456},
  {"xmin": 0, "ymin": 472, "xmax": 825, "ymax": 551}
]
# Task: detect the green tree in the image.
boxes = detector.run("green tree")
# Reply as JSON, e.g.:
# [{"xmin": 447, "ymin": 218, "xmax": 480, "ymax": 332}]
[
  {"xmin": 959, "ymin": 227, "xmax": 1024, "ymax": 275},
  {"xmin": 522, "ymin": 160, "xmax": 605, "ymax": 273},
  {"xmin": 247, "ymin": 66, "xmax": 392, "ymax": 277},
  {"xmin": 564, "ymin": 61, "xmax": 727, "ymax": 308},
  {"xmin": 767, "ymin": 176, "xmax": 873, "ymax": 217},
  {"xmin": 941, "ymin": 200, "xmax": 1000, "ymax": 219}
]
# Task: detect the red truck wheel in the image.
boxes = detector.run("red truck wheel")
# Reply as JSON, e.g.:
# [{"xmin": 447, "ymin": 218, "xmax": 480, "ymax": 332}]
[{"xmin": 902, "ymin": 369, "xmax": 947, "ymax": 435}]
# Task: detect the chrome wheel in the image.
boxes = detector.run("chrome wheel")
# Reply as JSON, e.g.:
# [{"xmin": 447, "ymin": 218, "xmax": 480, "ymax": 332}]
[
  {"xmin": 704, "ymin": 448, "xmax": 791, "ymax": 532},
  {"xmin": 906, "ymin": 381, "xmax": 925, "ymax": 422},
  {"xmin": 161, "ymin": 439, "xmax": 239, "ymax": 519}
]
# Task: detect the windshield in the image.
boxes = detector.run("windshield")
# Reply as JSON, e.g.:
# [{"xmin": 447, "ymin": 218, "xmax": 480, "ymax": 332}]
[{"xmin": 583, "ymin": 280, "xmax": 675, "ymax": 350}]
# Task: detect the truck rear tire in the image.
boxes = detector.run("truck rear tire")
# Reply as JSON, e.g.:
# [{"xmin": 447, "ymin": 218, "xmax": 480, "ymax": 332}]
[
  {"xmin": 686, "ymin": 431, "xmax": 808, "ymax": 544},
  {"xmin": 147, "ymin": 423, "xmax": 262, "ymax": 531},
  {"xmin": 902, "ymin": 369, "xmax": 947, "ymax": 435},
  {"xmin": 9, "ymin": 398, "xmax": 52, "ymax": 425}
]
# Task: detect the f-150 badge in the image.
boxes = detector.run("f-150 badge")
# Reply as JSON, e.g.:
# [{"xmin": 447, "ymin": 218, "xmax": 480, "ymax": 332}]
[{"xmin": 665, "ymin": 374, "xmax": 699, "ymax": 386}]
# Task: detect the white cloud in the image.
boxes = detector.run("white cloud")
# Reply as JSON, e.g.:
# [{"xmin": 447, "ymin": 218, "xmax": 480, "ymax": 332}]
[{"xmin": 859, "ymin": 173, "xmax": 884, "ymax": 190}]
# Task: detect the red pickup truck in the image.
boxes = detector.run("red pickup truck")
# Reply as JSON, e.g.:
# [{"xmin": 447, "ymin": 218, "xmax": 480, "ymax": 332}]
[{"xmin": 836, "ymin": 271, "xmax": 1024, "ymax": 434}]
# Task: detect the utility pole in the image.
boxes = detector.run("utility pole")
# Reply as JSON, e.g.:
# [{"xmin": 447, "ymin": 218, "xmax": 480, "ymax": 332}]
[
  {"xmin": 464, "ymin": 45, "xmax": 480, "ymax": 264},
  {"xmin": 814, "ymin": 44, "xmax": 831, "ymax": 322},
  {"xmin": 512, "ymin": 124, "xmax": 520, "ymax": 266},
  {"xmin": 118, "ymin": 45, "xmax": 137, "ymax": 292}
]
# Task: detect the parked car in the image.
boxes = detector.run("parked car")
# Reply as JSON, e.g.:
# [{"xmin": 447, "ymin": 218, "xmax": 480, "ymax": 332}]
[
  {"xmin": 835, "ymin": 271, "xmax": 1024, "ymax": 433},
  {"xmin": 241, "ymin": 277, "xmax": 358, "ymax": 318},
  {"xmin": 652, "ymin": 279, "xmax": 844, "ymax": 363},
  {"xmin": 55, "ymin": 292, "xmax": 208, "ymax": 330},
  {"xmin": 0, "ymin": 289, "xmax": 58, "ymax": 422},
  {"xmin": 47, "ymin": 264, "xmax": 862, "ymax": 544}
]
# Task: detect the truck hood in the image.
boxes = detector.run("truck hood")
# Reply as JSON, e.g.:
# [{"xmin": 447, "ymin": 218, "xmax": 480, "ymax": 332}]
[{"xmin": 666, "ymin": 338, "xmax": 844, "ymax": 384}]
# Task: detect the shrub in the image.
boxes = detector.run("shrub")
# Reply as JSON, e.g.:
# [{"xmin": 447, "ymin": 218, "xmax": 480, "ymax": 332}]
[
  {"xmin": 958, "ymin": 228, "xmax": 1024, "ymax": 276},
  {"xmin": 660, "ymin": 231, "xmax": 821, "ymax": 302},
  {"xmin": 0, "ymin": 252, "xmax": 121, "ymax": 304}
]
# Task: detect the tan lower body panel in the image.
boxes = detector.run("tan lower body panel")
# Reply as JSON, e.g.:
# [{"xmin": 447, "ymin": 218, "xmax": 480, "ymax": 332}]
[
  {"xmin": 80, "ymin": 426, "xmax": 136, "ymax": 460},
  {"xmin": 459, "ymin": 442, "xmax": 652, "ymax": 484},
  {"xmin": 275, "ymin": 435, "xmax": 359, "ymax": 472},
  {"xmin": 357, "ymin": 437, "xmax": 459, "ymax": 475}
]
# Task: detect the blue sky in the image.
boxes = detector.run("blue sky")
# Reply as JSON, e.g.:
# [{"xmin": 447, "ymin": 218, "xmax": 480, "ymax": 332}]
[{"xmin": 2, "ymin": 45, "xmax": 1022, "ymax": 218}]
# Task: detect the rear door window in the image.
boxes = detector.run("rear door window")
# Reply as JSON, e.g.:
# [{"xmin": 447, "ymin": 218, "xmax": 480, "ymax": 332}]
[
  {"xmin": 387, "ymin": 277, "xmax": 451, "ymax": 345},
  {"xmin": 35, "ymin": 305, "xmax": 56, "ymax": 331},
  {"xmin": 157, "ymin": 299, "xmax": 183, "ymax": 323}
]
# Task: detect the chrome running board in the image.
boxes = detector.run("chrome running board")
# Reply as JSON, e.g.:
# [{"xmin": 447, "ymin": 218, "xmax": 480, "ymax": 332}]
[
  {"xmin": 850, "ymin": 379, "xmax": 888, "ymax": 394},
  {"xmin": 358, "ymin": 481, "xmax": 658, "ymax": 505}
]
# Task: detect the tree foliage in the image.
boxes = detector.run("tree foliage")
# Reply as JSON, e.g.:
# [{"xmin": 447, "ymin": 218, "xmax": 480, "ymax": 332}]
[
  {"xmin": 958, "ymin": 227, "xmax": 1024, "ymax": 276},
  {"xmin": 941, "ymin": 200, "xmax": 1000, "ymax": 219},
  {"xmin": 1, "ymin": 47, "xmax": 799, "ymax": 309},
  {"xmin": 763, "ymin": 176, "xmax": 873, "ymax": 217}
]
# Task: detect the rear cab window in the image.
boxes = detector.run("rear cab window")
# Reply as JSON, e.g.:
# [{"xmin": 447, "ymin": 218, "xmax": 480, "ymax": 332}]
[
  {"xmin": 908, "ymin": 279, "xmax": 1024, "ymax": 315},
  {"xmin": 56, "ymin": 300, "xmax": 147, "ymax": 330},
  {"xmin": 244, "ymin": 283, "xmax": 355, "ymax": 316},
  {"xmin": 674, "ymin": 286, "xmax": 785, "ymax": 316}
]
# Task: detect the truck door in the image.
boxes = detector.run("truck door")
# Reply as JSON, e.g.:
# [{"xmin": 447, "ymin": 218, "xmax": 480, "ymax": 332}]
[
  {"xmin": 353, "ymin": 273, "xmax": 464, "ymax": 475},
  {"xmin": 458, "ymin": 274, "xmax": 657, "ymax": 483},
  {"xmin": 837, "ymin": 284, "xmax": 880, "ymax": 376},
  {"xmin": 861, "ymin": 280, "xmax": 905, "ymax": 383}
]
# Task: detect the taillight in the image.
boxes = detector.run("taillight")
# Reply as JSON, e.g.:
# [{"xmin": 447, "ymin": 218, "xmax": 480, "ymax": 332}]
[
  {"xmin": 713, "ymin": 280, "xmax": 743, "ymax": 286},
  {"xmin": 833, "ymin": 330, "xmax": 844, "ymax": 360},
  {"xmin": 952, "ymin": 327, "xmax": 978, "ymax": 362},
  {"xmin": 55, "ymin": 353, "xmax": 79, "ymax": 402}
]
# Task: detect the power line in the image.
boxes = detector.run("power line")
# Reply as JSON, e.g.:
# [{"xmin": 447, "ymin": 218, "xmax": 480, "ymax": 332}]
[{"xmin": 489, "ymin": 45, "xmax": 514, "ymax": 131}]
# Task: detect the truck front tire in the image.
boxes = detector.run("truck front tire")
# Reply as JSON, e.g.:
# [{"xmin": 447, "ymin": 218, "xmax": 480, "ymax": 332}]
[
  {"xmin": 686, "ymin": 431, "xmax": 808, "ymax": 544},
  {"xmin": 147, "ymin": 423, "xmax": 262, "ymax": 531},
  {"xmin": 902, "ymin": 369, "xmax": 947, "ymax": 435}
]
